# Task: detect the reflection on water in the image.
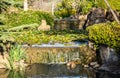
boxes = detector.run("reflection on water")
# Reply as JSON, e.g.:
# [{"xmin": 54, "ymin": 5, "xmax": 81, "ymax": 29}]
[
  {"xmin": 25, "ymin": 63, "xmax": 95, "ymax": 78},
  {"xmin": 0, "ymin": 64, "xmax": 120, "ymax": 78},
  {"xmin": 0, "ymin": 69, "xmax": 24, "ymax": 78}
]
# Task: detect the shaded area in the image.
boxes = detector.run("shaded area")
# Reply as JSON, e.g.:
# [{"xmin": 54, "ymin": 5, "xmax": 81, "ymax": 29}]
[{"xmin": 96, "ymin": 71, "xmax": 120, "ymax": 78}]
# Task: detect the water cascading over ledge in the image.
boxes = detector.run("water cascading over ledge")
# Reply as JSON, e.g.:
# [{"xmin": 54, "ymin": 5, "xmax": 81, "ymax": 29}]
[{"xmin": 23, "ymin": 45, "xmax": 96, "ymax": 65}]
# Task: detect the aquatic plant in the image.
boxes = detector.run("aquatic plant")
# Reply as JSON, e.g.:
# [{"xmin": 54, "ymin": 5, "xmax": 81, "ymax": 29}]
[
  {"xmin": 7, "ymin": 45, "xmax": 26, "ymax": 70},
  {"xmin": 8, "ymin": 70, "xmax": 24, "ymax": 78}
]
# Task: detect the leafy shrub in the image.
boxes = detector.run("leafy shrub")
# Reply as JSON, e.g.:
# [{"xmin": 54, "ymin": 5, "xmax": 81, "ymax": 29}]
[
  {"xmin": 87, "ymin": 22, "xmax": 120, "ymax": 52},
  {"xmin": 54, "ymin": 0, "xmax": 76, "ymax": 18},
  {"xmin": 78, "ymin": 0, "xmax": 93, "ymax": 14},
  {"xmin": 95, "ymin": 0, "xmax": 120, "ymax": 12},
  {"xmin": 0, "ymin": 0, "xmax": 23, "ymax": 13},
  {"xmin": 4, "ymin": 10, "xmax": 54, "ymax": 27},
  {"xmin": 55, "ymin": 0, "xmax": 95, "ymax": 17}
]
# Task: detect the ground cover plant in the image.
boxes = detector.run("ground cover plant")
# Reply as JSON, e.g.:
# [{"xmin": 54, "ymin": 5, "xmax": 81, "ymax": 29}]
[
  {"xmin": 0, "ymin": 10, "xmax": 54, "ymax": 28},
  {"xmin": 0, "ymin": 30, "xmax": 88, "ymax": 45},
  {"xmin": 87, "ymin": 22, "xmax": 120, "ymax": 52}
]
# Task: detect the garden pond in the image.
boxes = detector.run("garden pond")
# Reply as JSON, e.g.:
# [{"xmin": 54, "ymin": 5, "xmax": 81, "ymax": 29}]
[{"xmin": 0, "ymin": 42, "xmax": 120, "ymax": 78}]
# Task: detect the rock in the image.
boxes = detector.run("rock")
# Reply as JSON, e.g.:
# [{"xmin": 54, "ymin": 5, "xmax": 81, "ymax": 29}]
[
  {"xmin": 93, "ymin": 64, "xmax": 100, "ymax": 68},
  {"xmin": 83, "ymin": 7, "xmax": 108, "ymax": 29},
  {"xmin": 78, "ymin": 15, "xmax": 87, "ymax": 29},
  {"xmin": 97, "ymin": 45, "xmax": 120, "ymax": 74},
  {"xmin": 54, "ymin": 17, "xmax": 85, "ymax": 30},
  {"xmin": 78, "ymin": 15, "xmax": 87, "ymax": 20},
  {"xmin": 98, "ymin": 64, "xmax": 111, "ymax": 72},
  {"xmin": 84, "ymin": 65, "xmax": 89, "ymax": 68},
  {"xmin": 86, "ymin": 7, "xmax": 106, "ymax": 27},
  {"xmin": 106, "ymin": 10, "xmax": 120, "ymax": 22},
  {"xmin": 0, "ymin": 52, "xmax": 10, "ymax": 69},
  {"xmin": 38, "ymin": 20, "xmax": 50, "ymax": 31},
  {"xmin": 89, "ymin": 62, "xmax": 100, "ymax": 69},
  {"xmin": 99, "ymin": 45, "xmax": 119, "ymax": 64},
  {"xmin": 66, "ymin": 61, "xmax": 76, "ymax": 69},
  {"xmin": 88, "ymin": 41, "xmax": 96, "ymax": 50},
  {"xmin": 0, "ymin": 69, "xmax": 10, "ymax": 78},
  {"xmin": 98, "ymin": 64, "xmax": 120, "ymax": 74},
  {"xmin": 90, "ymin": 62, "xmax": 98, "ymax": 66}
]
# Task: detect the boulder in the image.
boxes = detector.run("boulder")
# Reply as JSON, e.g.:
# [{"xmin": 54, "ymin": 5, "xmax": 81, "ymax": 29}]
[
  {"xmin": 98, "ymin": 45, "xmax": 120, "ymax": 74},
  {"xmin": 84, "ymin": 8, "xmax": 120, "ymax": 29},
  {"xmin": 85, "ymin": 8, "xmax": 106, "ymax": 27},
  {"xmin": 106, "ymin": 10, "xmax": 120, "ymax": 22}
]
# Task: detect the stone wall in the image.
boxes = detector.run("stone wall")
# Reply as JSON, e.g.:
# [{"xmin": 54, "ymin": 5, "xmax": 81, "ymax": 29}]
[{"xmin": 54, "ymin": 18, "xmax": 86, "ymax": 30}]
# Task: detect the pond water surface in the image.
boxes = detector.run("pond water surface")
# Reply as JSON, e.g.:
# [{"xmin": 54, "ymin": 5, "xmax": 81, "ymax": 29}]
[{"xmin": 0, "ymin": 63, "xmax": 120, "ymax": 78}]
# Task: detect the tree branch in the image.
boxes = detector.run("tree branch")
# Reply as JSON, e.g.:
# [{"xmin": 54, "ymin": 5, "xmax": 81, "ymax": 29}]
[{"xmin": 104, "ymin": 0, "xmax": 120, "ymax": 24}]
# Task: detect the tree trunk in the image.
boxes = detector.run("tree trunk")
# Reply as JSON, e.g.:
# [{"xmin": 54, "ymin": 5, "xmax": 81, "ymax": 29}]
[
  {"xmin": 24, "ymin": 0, "xmax": 28, "ymax": 11},
  {"xmin": 51, "ymin": 0, "xmax": 54, "ymax": 15},
  {"xmin": 104, "ymin": 0, "xmax": 120, "ymax": 24}
]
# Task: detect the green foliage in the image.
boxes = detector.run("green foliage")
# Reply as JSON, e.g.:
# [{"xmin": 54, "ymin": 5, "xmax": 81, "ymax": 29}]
[
  {"xmin": 55, "ymin": 0, "xmax": 96, "ymax": 17},
  {"xmin": 95, "ymin": 0, "xmax": 120, "ymax": 12},
  {"xmin": 12, "ymin": 30, "xmax": 87, "ymax": 45},
  {"xmin": 78, "ymin": 0, "xmax": 93, "ymax": 14},
  {"xmin": 108, "ymin": 0, "xmax": 120, "ymax": 11},
  {"xmin": 55, "ymin": 0, "xmax": 76, "ymax": 18},
  {"xmin": 0, "ymin": 34, "xmax": 14, "ymax": 42},
  {"xmin": 87, "ymin": 22, "xmax": 120, "ymax": 52},
  {"xmin": 0, "ymin": 0, "xmax": 23, "ymax": 13},
  {"xmin": 8, "ymin": 70, "xmax": 24, "ymax": 78},
  {"xmin": 8, "ymin": 45, "xmax": 26, "ymax": 69},
  {"xmin": 1, "ymin": 30, "xmax": 87, "ymax": 45},
  {"xmin": 9, "ymin": 45, "xmax": 26, "ymax": 62},
  {"xmin": 4, "ymin": 10, "xmax": 54, "ymax": 27},
  {"xmin": 0, "ymin": 34, "xmax": 15, "ymax": 52},
  {"xmin": 95, "ymin": 0, "xmax": 106, "ymax": 9},
  {"xmin": 0, "ymin": 14, "xmax": 6, "ymax": 25},
  {"xmin": 0, "ymin": 0, "xmax": 10, "ymax": 13},
  {"xmin": 7, "ymin": 23, "xmax": 39, "ymax": 32}
]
